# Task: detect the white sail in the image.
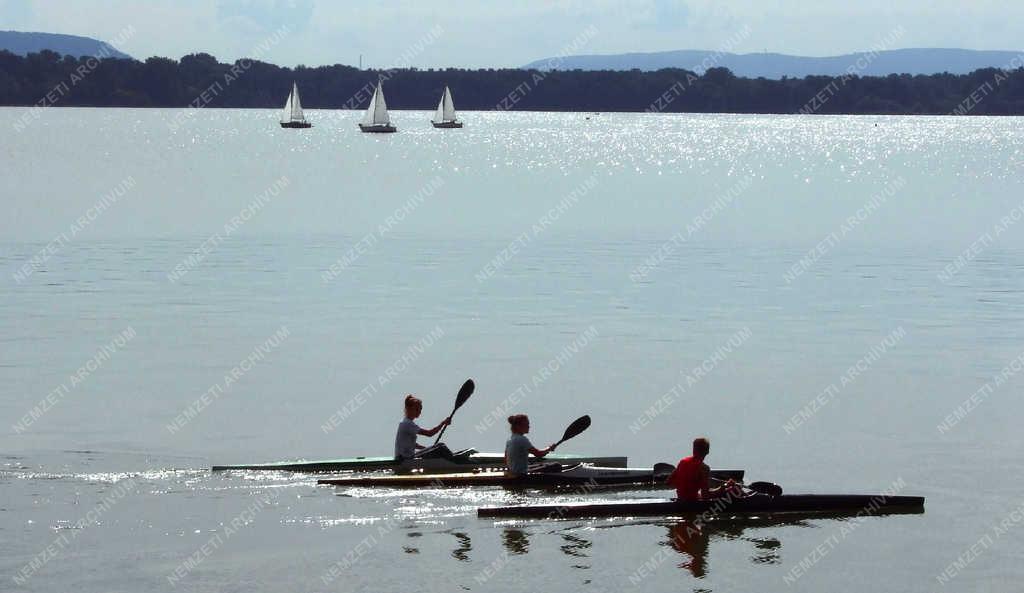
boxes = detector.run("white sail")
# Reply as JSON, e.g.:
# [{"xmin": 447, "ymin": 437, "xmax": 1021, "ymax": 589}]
[
  {"xmin": 433, "ymin": 86, "xmax": 457, "ymax": 123},
  {"xmin": 433, "ymin": 94, "xmax": 444, "ymax": 123},
  {"xmin": 362, "ymin": 82, "xmax": 391, "ymax": 125},
  {"xmin": 281, "ymin": 87, "xmax": 293, "ymax": 123},
  {"xmin": 372, "ymin": 83, "xmax": 390, "ymax": 124},
  {"xmin": 361, "ymin": 84, "xmax": 377, "ymax": 125},
  {"xmin": 442, "ymin": 86, "xmax": 456, "ymax": 121},
  {"xmin": 291, "ymin": 82, "xmax": 304, "ymax": 121},
  {"xmin": 281, "ymin": 82, "xmax": 307, "ymax": 123}
]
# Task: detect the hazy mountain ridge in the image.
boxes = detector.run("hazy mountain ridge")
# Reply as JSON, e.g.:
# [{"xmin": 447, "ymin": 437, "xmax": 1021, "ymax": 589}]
[
  {"xmin": 0, "ymin": 31, "xmax": 132, "ymax": 60},
  {"xmin": 525, "ymin": 48, "xmax": 1024, "ymax": 78}
]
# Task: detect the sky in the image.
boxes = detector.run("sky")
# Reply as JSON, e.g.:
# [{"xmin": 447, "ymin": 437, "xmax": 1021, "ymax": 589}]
[{"xmin": 1, "ymin": 0, "xmax": 1022, "ymax": 68}]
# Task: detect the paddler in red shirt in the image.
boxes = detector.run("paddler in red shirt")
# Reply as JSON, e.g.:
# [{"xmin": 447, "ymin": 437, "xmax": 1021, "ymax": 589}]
[{"xmin": 667, "ymin": 437, "xmax": 742, "ymax": 501}]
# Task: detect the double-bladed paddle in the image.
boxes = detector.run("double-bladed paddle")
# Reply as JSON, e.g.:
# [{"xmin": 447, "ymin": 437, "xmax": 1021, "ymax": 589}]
[
  {"xmin": 745, "ymin": 481, "xmax": 783, "ymax": 497},
  {"xmin": 657, "ymin": 463, "xmax": 781, "ymax": 495},
  {"xmin": 653, "ymin": 462, "xmax": 676, "ymax": 475},
  {"xmin": 550, "ymin": 415, "xmax": 591, "ymax": 449},
  {"xmin": 433, "ymin": 379, "xmax": 475, "ymax": 445},
  {"xmin": 711, "ymin": 476, "xmax": 783, "ymax": 497}
]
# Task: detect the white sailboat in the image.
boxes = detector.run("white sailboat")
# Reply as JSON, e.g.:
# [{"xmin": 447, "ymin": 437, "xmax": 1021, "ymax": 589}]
[
  {"xmin": 358, "ymin": 82, "xmax": 396, "ymax": 133},
  {"xmin": 431, "ymin": 85, "xmax": 463, "ymax": 128},
  {"xmin": 279, "ymin": 82, "xmax": 312, "ymax": 128}
]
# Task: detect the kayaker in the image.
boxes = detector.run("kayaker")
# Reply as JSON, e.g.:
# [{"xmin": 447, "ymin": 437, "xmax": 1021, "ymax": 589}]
[
  {"xmin": 667, "ymin": 437, "xmax": 742, "ymax": 501},
  {"xmin": 504, "ymin": 414, "xmax": 556, "ymax": 477},
  {"xmin": 394, "ymin": 395, "xmax": 452, "ymax": 461}
]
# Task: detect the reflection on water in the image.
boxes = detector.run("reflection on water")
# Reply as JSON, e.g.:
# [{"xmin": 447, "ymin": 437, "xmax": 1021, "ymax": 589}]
[
  {"xmin": 667, "ymin": 522, "xmax": 711, "ymax": 578},
  {"xmin": 404, "ymin": 531, "xmax": 422, "ymax": 554},
  {"xmin": 666, "ymin": 519, "xmax": 784, "ymax": 578},
  {"xmin": 559, "ymin": 532, "xmax": 591, "ymax": 558},
  {"xmin": 747, "ymin": 535, "xmax": 782, "ymax": 564},
  {"xmin": 482, "ymin": 516, "xmax": 793, "ymax": 584},
  {"xmin": 502, "ymin": 528, "xmax": 530, "ymax": 554},
  {"xmin": 560, "ymin": 532, "xmax": 591, "ymax": 570},
  {"xmin": 451, "ymin": 531, "xmax": 472, "ymax": 562}
]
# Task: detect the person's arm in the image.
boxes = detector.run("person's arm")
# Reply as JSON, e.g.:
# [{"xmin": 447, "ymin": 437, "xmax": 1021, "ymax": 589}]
[
  {"xmin": 417, "ymin": 416, "xmax": 452, "ymax": 438},
  {"xmin": 697, "ymin": 464, "xmax": 711, "ymax": 499},
  {"xmin": 665, "ymin": 464, "xmax": 680, "ymax": 486},
  {"xmin": 707, "ymin": 479, "xmax": 737, "ymax": 498},
  {"xmin": 704, "ymin": 466, "xmax": 737, "ymax": 498},
  {"xmin": 528, "ymin": 443, "xmax": 557, "ymax": 458}
]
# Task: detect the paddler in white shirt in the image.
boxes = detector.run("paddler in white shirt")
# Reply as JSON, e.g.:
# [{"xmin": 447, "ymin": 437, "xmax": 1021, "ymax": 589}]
[
  {"xmin": 394, "ymin": 394, "xmax": 451, "ymax": 461},
  {"xmin": 504, "ymin": 414, "xmax": 557, "ymax": 477}
]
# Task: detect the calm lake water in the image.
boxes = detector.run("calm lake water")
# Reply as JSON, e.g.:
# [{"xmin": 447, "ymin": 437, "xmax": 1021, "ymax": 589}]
[{"xmin": 2, "ymin": 107, "xmax": 1023, "ymax": 592}]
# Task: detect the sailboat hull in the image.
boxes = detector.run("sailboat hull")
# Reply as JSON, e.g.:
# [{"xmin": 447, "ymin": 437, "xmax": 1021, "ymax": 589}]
[
  {"xmin": 359, "ymin": 123, "xmax": 397, "ymax": 133},
  {"xmin": 431, "ymin": 121, "xmax": 463, "ymax": 129},
  {"xmin": 280, "ymin": 121, "xmax": 312, "ymax": 129}
]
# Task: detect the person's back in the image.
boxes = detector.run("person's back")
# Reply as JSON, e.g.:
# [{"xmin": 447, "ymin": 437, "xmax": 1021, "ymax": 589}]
[
  {"xmin": 667, "ymin": 436, "xmax": 738, "ymax": 501},
  {"xmin": 394, "ymin": 416, "xmax": 421, "ymax": 460},
  {"xmin": 504, "ymin": 414, "xmax": 556, "ymax": 476},
  {"xmin": 505, "ymin": 432, "xmax": 532, "ymax": 475},
  {"xmin": 668, "ymin": 455, "xmax": 707, "ymax": 501},
  {"xmin": 393, "ymin": 394, "xmax": 451, "ymax": 460}
]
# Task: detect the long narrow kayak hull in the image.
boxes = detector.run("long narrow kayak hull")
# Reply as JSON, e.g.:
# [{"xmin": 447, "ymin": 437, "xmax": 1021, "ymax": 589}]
[
  {"xmin": 478, "ymin": 494, "xmax": 925, "ymax": 519},
  {"xmin": 212, "ymin": 453, "xmax": 628, "ymax": 473},
  {"xmin": 318, "ymin": 467, "xmax": 745, "ymax": 488}
]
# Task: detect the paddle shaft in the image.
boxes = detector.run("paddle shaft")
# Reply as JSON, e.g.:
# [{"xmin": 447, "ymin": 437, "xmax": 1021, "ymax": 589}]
[
  {"xmin": 434, "ymin": 417, "xmax": 451, "ymax": 444},
  {"xmin": 711, "ymin": 476, "xmax": 783, "ymax": 497},
  {"xmin": 434, "ymin": 379, "xmax": 474, "ymax": 445}
]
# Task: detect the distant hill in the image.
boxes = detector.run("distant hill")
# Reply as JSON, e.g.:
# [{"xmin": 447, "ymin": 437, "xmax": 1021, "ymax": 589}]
[
  {"xmin": 0, "ymin": 31, "xmax": 131, "ymax": 59},
  {"xmin": 525, "ymin": 48, "xmax": 1024, "ymax": 79}
]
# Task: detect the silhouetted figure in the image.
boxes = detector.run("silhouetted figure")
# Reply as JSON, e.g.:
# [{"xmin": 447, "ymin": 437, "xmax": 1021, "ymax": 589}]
[{"xmin": 667, "ymin": 437, "xmax": 742, "ymax": 500}]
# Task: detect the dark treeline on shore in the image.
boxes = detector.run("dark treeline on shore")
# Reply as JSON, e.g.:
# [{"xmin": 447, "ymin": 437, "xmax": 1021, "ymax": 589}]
[{"xmin": 2, "ymin": 50, "xmax": 1024, "ymax": 115}]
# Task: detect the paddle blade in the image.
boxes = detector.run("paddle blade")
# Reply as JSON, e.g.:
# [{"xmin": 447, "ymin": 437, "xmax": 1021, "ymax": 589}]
[
  {"xmin": 434, "ymin": 379, "xmax": 475, "ymax": 445},
  {"xmin": 558, "ymin": 415, "xmax": 591, "ymax": 445},
  {"xmin": 747, "ymin": 481, "xmax": 783, "ymax": 497},
  {"xmin": 653, "ymin": 462, "xmax": 676, "ymax": 476},
  {"xmin": 452, "ymin": 379, "xmax": 474, "ymax": 412}
]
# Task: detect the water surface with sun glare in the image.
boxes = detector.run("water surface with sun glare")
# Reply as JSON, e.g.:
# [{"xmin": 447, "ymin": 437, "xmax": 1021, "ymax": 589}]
[{"xmin": 2, "ymin": 108, "xmax": 1023, "ymax": 592}]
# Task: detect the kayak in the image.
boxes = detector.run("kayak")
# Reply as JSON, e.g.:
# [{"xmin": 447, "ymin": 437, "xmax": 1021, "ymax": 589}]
[
  {"xmin": 211, "ymin": 450, "xmax": 627, "ymax": 473},
  {"xmin": 318, "ymin": 465, "xmax": 745, "ymax": 488},
  {"xmin": 317, "ymin": 464, "xmax": 745, "ymax": 488},
  {"xmin": 478, "ymin": 494, "xmax": 925, "ymax": 519}
]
